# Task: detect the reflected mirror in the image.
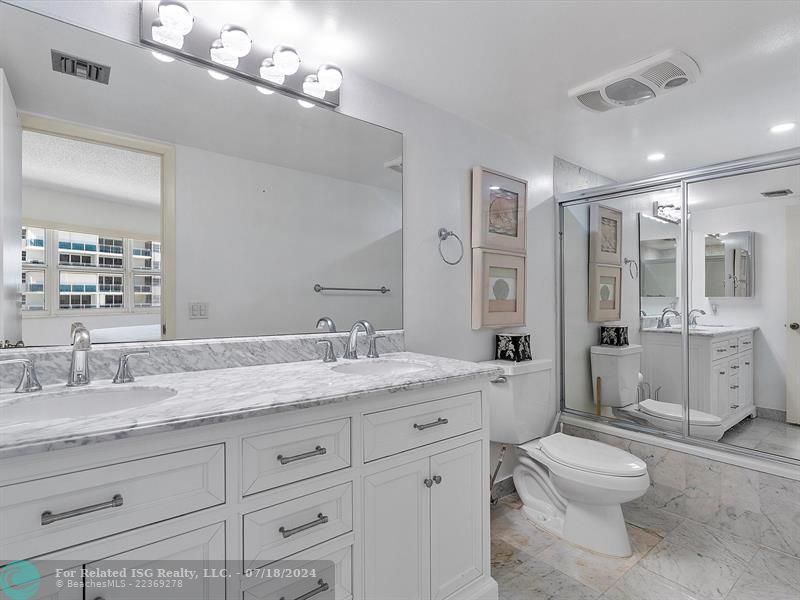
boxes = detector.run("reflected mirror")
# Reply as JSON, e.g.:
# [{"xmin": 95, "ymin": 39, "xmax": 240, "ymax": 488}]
[
  {"xmin": 0, "ymin": 4, "xmax": 402, "ymax": 347},
  {"xmin": 703, "ymin": 231, "xmax": 755, "ymax": 298}
]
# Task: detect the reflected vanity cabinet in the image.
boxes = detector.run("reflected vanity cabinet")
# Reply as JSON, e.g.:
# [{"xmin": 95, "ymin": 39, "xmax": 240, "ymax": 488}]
[{"xmin": 0, "ymin": 379, "xmax": 495, "ymax": 600}]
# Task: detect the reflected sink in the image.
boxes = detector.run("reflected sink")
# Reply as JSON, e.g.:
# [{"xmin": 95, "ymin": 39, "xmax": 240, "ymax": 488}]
[
  {"xmin": 0, "ymin": 386, "xmax": 177, "ymax": 425},
  {"xmin": 332, "ymin": 359, "xmax": 430, "ymax": 377}
]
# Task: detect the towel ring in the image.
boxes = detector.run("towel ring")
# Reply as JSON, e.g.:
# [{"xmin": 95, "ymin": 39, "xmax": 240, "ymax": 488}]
[
  {"xmin": 624, "ymin": 258, "xmax": 639, "ymax": 279},
  {"xmin": 438, "ymin": 228, "xmax": 464, "ymax": 265}
]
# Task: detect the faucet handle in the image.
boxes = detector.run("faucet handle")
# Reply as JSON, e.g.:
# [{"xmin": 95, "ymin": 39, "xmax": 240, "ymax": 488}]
[
  {"xmin": 0, "ymin": 359, "xmax": 42, "ymax": 393},
  {"xmin": 113, "ymin": 351, "xmax": 150, "ymax": 384},
  {"xmin": 367, "ymin": 334, "xmax": 386, "ymax": 359},
  {"xmin": 316, "ymin": 340, "xmax": 337, "ymax": 363}
]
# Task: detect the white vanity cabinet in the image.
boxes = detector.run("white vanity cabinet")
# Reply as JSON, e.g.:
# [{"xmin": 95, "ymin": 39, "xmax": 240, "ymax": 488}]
[
  {"xmin": 0, "ymin": 377, "xmax": 496, "ymax": 600},
  {"xmin": 641, "ymin": 329, "xmax": 756, "ymax": 430}
]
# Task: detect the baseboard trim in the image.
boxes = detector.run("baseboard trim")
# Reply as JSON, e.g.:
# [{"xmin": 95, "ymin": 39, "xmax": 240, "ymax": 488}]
[
  {"xmin": 453, "ymin": 576, "xmax": 499, "ymax": 600},
  {"xmin": 491, "ymin": 476, "xmax": 516, "ymax": 501},
  {"xmin": 757, "ymin": 407, "xmax": 787, "ymax": 422}
]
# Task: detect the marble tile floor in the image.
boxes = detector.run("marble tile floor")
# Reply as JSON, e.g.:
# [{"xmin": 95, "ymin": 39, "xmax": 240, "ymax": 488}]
[
  {"xmin": 720, "ymin": 417, "xmax": 800, "ymax": 460},
  {"xmin": 491, "ymin": 493, "xmax": 800, "ymax": 600}
]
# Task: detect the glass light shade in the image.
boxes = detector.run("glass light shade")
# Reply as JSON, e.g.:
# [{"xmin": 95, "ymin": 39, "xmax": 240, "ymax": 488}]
[
  {"xmin": 151, "ymin": 51, "xmax": 175, "ymax": 63},
  {"xmin": 210, "ymin": 39, "xmax": 238, "ymax": 68},
  {"xmin": 317, "ymin": 64, "xmax": 343, "ymax": 92},
  {"xmin": 259, "ymin": 59, "xmax": 286, "ymax": 85},
  {"xmin": 302, "ymin": 75, "xmax": 325, "ymax": 99},
  {"xmin": 208, "ymin": 69, "xmax": 229, "ymax": 81},
  {"xmin": 256, "ymin": 86, "xmax": 274, "ymax": 95},
  {"xmin": 152, "ymin": 21, "xmax": 183, "ymax": 49},
  {"xmin": 157, "ymin": 1, "xmax": 193, "ymax": 36},
  {"xmin": 273, "ymin": 46, "xmax": 301, "ymax": 75},
  {"xmin": 220, "ymin": 25, "xmax": 251, "ymax": 58}
]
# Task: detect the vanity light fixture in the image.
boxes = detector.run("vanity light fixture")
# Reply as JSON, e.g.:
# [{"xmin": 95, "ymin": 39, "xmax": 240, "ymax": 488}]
[
  {"xmin": 489, "ymin": 185, "xmax": 501, "ymax": 191},
  {"xmin": 770, "ymin": 122, "xmax": 796, "ymax": 134},
  {"xmin": 647, "ymin": 152, "xmax": 666, "ymax": 161},
  {"xmin": 140, "ymin": 0, "xmax": 341, "ymax": 108}
]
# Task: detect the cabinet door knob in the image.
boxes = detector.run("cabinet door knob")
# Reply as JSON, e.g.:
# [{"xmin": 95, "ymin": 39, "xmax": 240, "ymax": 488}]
[
  {"xmin": 791, "ymin": 322, "xmax": 799, "ymax": 331},
  {"xmin": 424, "ymin": 478, "xmax": 434, "ymax": 488},
  {"xmin": 432, "ymin": 475, "xmax": 443, "ymax": 485}
]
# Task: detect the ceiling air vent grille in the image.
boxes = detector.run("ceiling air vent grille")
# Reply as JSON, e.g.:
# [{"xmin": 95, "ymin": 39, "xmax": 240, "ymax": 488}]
[
  {"xmin": 577, "ymin": 91, "xmax": 616, "ymax": 112},
  {"xmin": 640, "ymin": 62, "xmax": 687, "ymax": 88},
  {"xmin": 761, "ymin": 189, "xmax": 794, "ymax": 198},
  {"xmin": 51, "ymin": 50, "xmax": 111, "ymax": 85}
]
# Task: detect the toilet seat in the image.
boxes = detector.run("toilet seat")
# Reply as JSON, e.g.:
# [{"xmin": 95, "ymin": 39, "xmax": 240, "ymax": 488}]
[
  {"xmin": 520, "ymin": 433, "xmax": 647, "ymax": 477},
  {"xmin": 638, "ymin": 399, "xmax": 721, "ymax": 427}
]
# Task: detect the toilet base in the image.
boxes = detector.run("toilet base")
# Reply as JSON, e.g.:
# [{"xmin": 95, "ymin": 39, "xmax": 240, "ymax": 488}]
[{"xmin": 563, "ymin": 502, "xmax": 632, "ymax": 557}]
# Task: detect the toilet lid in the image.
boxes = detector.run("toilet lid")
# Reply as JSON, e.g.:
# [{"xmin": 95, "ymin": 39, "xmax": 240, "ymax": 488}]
[
  {"xmin": 639, "ymin": 399, "xmax": 722, "ymax": 426},
  {"xmin": 538, "ymin": 433, "xmax": 647, "ymax": 477}
]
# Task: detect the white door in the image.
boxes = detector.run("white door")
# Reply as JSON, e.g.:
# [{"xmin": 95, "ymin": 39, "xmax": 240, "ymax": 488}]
[
  {"xmin": 788, "ymin": 205, "xmax": 800, "ymax": 424},
  {"xmin": 363, "ymin": 458, "xmax": 430, "ymax": 600},
  {"xmin": 429, "ymin": 441, "xmax": 483, "ymax": 600},
  {"xmin": 0, "ymin": 68, "xmax": 22, "ymax": 342},
  {"xmin": 84, "ymin": 522, "xmax": 226, "ymax": 600}
]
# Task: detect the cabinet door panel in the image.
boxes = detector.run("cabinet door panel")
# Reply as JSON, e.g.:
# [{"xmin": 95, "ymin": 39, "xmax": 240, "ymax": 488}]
[
  {"xmin": 429, "ymin": 442, "xmax": 483, "ymax": 600},
  {"xmin": 739, "ymin": 350, "xmax": 754, "ymax": 408},
  {"xmin": 84, "ymin": 522, "xmax": 226, "ymax": 600},
  {"xmin": 710, "ymin": 364, "xmax": 729, "ymax": 418},
  {"xmin": 363, "ymin": 458, "xmax": 430, "ymax": 600}
]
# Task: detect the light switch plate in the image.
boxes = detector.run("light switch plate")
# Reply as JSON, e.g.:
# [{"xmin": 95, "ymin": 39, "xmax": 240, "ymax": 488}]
[{"xmin": 189, "ymin": 302, "xmax": 209, "ymax": 319}]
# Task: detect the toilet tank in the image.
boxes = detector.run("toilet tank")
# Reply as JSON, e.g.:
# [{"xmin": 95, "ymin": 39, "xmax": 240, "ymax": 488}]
[
  {"xmin": 480, "ymin": 359, "xmax": 554, "ymax": 444},
  {"xmin": 590, "ymin": 344, "xmax": 642, "ymax": 408}
]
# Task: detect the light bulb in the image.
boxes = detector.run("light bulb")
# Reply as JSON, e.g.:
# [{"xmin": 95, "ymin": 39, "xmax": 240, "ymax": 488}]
[
  {"xmin": 273, "ymin": 45, "xmax": 300, "ymax": 75},
  {"xmin": 770, "ymin": 122, "xmax": 796, "ymax": 134},
  {"xmin": 317, "ymin": 64, "xmax": 343, "ymax": 92},
  {"xmin": 259, "ymin": 58, "xmax": 285, "ymax": 85},
  {"xmin": 210, "ymin": 39, "xmax": 238, "ymax": 68},
  {"xmin": 152, "ymin": 20, "xmax": 183, "ymax": 49},
  {"xmin": 256, "ymin": 86, "xmax": 274, "ymax": 95},
  {"xmin": 220, "ymin": 25, "xmax": 251, "ymax": 58},
  {"xmin": 152, "ymin": 51, "xmax": 175, "ymax": 63},
  {"xmin": 303, "ymin": 74, "xmax": 325, "ymax": 99},
  {"xmin": 157, "ymin": 1, "xmax": 193, "ymax": 36},
  {"xmin": 647, "ymin": 152, "xmax": 666, "ymax": 161},
  {"xmin": 208, "ymin": 69, "xmax": 229, "ymax": 81},
  {"xmin": 297, "ymin": 99, "xmax": 315, "ymax": 108}
]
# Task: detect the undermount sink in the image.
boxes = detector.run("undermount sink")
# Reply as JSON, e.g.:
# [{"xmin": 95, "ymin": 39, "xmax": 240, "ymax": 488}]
[
  {"xmin": 0, "ymin": 386, "xmax": 177, "ymax": 425},
  {"xmin": 332, "ymin": 359, "xmax": 430, "ymax": 377}
]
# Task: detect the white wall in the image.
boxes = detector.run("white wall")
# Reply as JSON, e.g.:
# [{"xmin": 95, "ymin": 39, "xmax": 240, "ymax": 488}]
[
  {"xmin": 0, "ymin": 69, "xmax": 22, "ymax": 343},
  {"xmin": 174, "ymin": 144, "xmax": 402, "ymax": 338},
  {"xmin": 689, "ymin": 198, "xmax": 800, "ymax": 412}
]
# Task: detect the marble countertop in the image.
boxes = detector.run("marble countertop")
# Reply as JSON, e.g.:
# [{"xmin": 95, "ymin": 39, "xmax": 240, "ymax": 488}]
[
  {"xmin": 640, "ymin": 325, "xmax": 758, "ymax": 337},
  {"xmin": 0, "ymin": 352, "xmax": 503, "ymax": 459}
]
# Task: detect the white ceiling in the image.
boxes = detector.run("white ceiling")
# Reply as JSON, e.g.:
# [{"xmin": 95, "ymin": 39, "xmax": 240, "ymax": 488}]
[
  {"xmin": 22, "ymin": 130, "xmax": 162, "ymax": 206},
  {"xmin": 4, "ymin": 1, "xmax": 800, "ymax": 184},
  {"xmin": 688, "ymin": 164, "xmax": 800, "ymax": 211}
]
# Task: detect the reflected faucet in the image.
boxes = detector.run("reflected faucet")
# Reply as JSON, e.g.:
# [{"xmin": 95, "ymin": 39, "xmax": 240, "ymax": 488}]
[
  {"xmin": 657, "ymin": 309, "xmax": 681, "ymax": 329},
  {"xmin": 344, "ymin": 320, "xmax": 377, "ymax": 359},
  {"xmin": 315, "ymin": 316, "xmax": 337, "ymax": 333},
  {"xmin": 67, "ymin": 322, "xmax": 91, "ymax": 386},
  {"xmin": 688, "ymin": 309, "xmax": 706, "ymax": 326}
]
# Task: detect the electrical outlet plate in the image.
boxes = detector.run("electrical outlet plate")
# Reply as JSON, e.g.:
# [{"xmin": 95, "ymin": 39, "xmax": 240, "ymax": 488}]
[{"xmin": 189, "ymin": 302, "xmax": 209, "ymax": 319}]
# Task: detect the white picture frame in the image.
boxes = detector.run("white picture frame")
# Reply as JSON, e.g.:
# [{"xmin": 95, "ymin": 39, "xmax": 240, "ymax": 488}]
[
  {"xmin": 590, "ymin": 204, "xmax": 623, "ymax": 265},
  {"xmin": 472, "ymin": 167, "xmax": 527, "ymax": 254},
  {"xmin": 472, "ymin": 249, "xmax": 526, "ymax": 329},
  {"xmin": 588, "ymin": 264, "xmax": 622, "ymax": 322}
]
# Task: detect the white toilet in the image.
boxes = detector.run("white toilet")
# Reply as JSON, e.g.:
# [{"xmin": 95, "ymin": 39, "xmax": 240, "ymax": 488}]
[
  {"xmin": 484, "ymin": 359, "xmax": 650, "ymax": 558},
  {"xmin": 590, "ymin": 345, "xmax": 725, "ymax": 441}
]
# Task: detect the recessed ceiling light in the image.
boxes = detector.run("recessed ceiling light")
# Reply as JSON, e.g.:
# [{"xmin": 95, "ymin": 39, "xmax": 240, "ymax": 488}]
[
  {"xmin": 489, "ymin": 186, "xmax": 500, "ymax": 191},
  {"xmin": 151, "ymin": 51, "xmax": 175, "ymax": 63},
  {"xmin": 207, "ymin": 69, "xmax": 228, "ymax": 81},
  {"xmin": 647, "ymin": 152, "xmax": 666, "ymax": 161},
  {"xmin": 256, "ymin": 86, "xmax": 274, "ymax": 95},
  {"xmin": 770, "ymin": 122, "xmax": 796, "ymax": 134}
]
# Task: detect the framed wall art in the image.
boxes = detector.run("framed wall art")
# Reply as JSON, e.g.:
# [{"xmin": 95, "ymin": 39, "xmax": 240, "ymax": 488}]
[
  {"xmin": 472, "ymin": 166, "xmax": 527, "ymax": 254},
  {"xmin": 589, "ymin": 204, "xmax": 622, "ymax": 265},
  {"xmin": 589, "ymin": 264, "xmax": 622, "ymax": 322},
  {"xmin": 472, "ymin": 249, "xmax": 526, "ymax": 329}
]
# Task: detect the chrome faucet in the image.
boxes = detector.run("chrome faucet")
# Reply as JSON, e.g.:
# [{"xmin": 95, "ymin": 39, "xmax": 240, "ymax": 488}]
[
  {"xmin": 315, "ymin": 316, "xmax": 337, "ymax": 333},
  {"xmin": 0, "ymin": 358, "xmax": 42, "ymax": 393},
  {"xmin": 688, "ymin": 309, "xmax": 707, "ymax": 326},
  {"xmin": 316, "ymin": 340, "xmax": 337, "ymax": 363},
  {"xmin": 343, "ymin": 320, "xmax": 382, "ymax": 359},
  {"xmin": 657, "ymin": 309, "xmax": 681, "ymax": 329},
  {"xmin": 113, "ymin": 351, "xmax": 150, "ymax": 384},
  {"xmin": 67, "ymin": 322, "xmax": 91, "ymax": 386}
]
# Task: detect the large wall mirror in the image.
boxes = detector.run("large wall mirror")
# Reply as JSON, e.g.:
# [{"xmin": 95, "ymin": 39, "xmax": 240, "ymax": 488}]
[{"xmin": 0, "ymin": 4, "xmax": 402, "ymax": 347}]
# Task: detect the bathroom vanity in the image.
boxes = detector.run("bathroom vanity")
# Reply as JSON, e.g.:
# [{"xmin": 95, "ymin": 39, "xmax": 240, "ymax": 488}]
[
  {"xmin": 0, "ymin": 353, "xmax": 502, "ymax": 600},
  {"xmin": 640, "ymin": 327, "xmax": 757, "ymax": 429}
]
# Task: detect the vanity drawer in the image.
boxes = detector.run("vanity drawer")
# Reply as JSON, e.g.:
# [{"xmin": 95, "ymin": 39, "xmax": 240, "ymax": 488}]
[
  {"xmin": 738, "ymin": 334, "xmax": 753, "ymax": 352},
  {"xmin": 712, "ymin": 339, "xmax": 736, "ymax": 360},
  {"xmin": 0, "ymin": 444, "xmax": 225, "ymax": 559},
  {"xmin": 243, "ymin": 482, "xmax": 353, "ymax": 571},
  {"xmin": 243, "ymin": 540, "xmax": 353, "ymax": 600},
  {"xmin": 362, "ymin": 392, "xmax": 482, "ymax": 462},
  {"xmin": 241, "ymin": 418, "xmax": 351, "ymax": 496}
]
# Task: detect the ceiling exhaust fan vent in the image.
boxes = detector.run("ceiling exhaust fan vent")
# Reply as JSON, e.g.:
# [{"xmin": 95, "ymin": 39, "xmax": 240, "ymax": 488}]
[
  {"xmin": 761, "ymin": 188, "xmax": 794, "ymax": 198},
  {"xmin": 51, "ymin": 50, "xmax": 110, "ymax": 85},
  {"xmin": 568, "ymin": 50, "xmax": 699, "ymax": 113}
]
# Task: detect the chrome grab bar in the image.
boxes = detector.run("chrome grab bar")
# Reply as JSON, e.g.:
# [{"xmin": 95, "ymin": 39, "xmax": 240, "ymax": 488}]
[
  {"xmin": 279, "ymin": 513, "xmax": 328, "ymax": 538},
  {"xmin": 41, "ymin": 494, "xmax": 123, "ymax": 526},
  {"xmin": 413, "ymin": 417, "xmax": 448, "ymax": 431},
  {"xmin": 277, "ymin": 446, "xmax": 327, "ymax": 465},
  {"xmin": 314, "ymin": 283, "xmax": 389, "ymax": 294},
  {"xmin": 280, "ymin": 579, "xmax": 329, "ymax": 600}
]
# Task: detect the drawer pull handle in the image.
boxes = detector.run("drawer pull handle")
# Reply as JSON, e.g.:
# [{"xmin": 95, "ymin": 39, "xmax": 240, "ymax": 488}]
[
  {"xmin": 279, "ymin": 513, "xmax": 328, "ymax": 538},
  {"xmin": 719, "ymin": 371, "xmax": 726, "ymax": 375},
  {"xmin": 277, "ymin": 446, "xmax": 327, "ymax": 465},
  {"xmin": 414, "ymin": 417, "xmax": 448, "ymax": 431},
  {"xmin": 731, "ymin": 404, "xmax": 740, "ymax": 409},
  {"xmin": 730, "ymin": 345, "xmax": 738, "ymax": 349},
  {"xmin": 490, "ymin": 376, "xmax": 508, "ymax": 384},
  {"xmin": 41, "ymin": 494, "xmax": 123, "ymax": 526},
  {"xmin": 745, "ymin": 362, "xmax": 751, "ymax": 366},
  {"xmin": 280, "ymin": 579, "xmax": 329, "ymax": 600},
  {"xmin": 716, "ymin": 349, "xmax": 726, "ymax": 353},
  {"xmin": 731, "ymin": 365, "xmax": 739, "ymax": 369},
  {"xmin": 730, "ymin": 385, "xmax": 740, "ymax": 390}
]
